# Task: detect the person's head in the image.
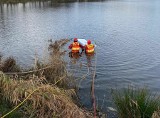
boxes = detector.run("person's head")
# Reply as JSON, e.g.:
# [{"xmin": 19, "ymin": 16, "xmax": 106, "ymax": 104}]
[
  {"xmin": 87, "ymin": 40, "xmax": 91, "ymax": 44},
  {"xmin": 74, "ymin": 38, "xmax": 78, "ymax": 42}
]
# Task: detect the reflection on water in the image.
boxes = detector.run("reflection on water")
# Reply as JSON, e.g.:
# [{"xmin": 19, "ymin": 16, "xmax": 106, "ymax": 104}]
[{"xmin": 1, "ymin": 0, "xmax": 160, "ymax": 114}]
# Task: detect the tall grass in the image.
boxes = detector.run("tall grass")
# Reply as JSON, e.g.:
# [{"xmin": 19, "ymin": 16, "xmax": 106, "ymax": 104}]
[
  {"xmin": 112, "ymin": 86, "xmax": 160, "ymax": 118},
  {"xmin": 44, "ymin": 39, "xmax": 71, "ymax": 88},
  {"xmin": 0, "ymin": 72, "xmax": 92, "ymax": 118}
]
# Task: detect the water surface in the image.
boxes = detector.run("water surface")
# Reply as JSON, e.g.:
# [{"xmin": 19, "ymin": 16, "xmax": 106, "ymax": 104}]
[{"xmin": 1, "ymin": 0, "xmax": 160, "ymax": 114}]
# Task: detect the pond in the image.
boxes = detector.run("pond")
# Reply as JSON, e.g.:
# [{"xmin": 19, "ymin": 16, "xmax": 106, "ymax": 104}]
[{"xmin": 0, "ymin": 0, "xmax": 160, "ymax": 115}]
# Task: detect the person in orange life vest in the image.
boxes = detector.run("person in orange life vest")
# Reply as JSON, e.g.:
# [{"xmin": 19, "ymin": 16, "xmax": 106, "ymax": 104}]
[
  {"xmin": 85, "ymin": 39, "xmax": 95, "ymax": 54},
  {"xmin": 68, "ymin": 38, "xmax": 84, "ymax": 53}
]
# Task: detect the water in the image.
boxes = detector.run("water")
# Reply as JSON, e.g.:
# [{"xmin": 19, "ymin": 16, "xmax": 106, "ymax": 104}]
[{"xmin": 1, "ymin": 0, "xmax": 160, "ymax": 114}]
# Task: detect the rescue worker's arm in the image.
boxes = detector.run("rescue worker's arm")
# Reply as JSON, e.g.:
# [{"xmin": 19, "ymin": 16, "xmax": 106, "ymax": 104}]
[
  {"xmin": 85, "ymin": 45, "xmax": 87, "ymax": 50},
  {"xmin": 68, "ymin": 44, "xmax": 73, "ymax": 49}
]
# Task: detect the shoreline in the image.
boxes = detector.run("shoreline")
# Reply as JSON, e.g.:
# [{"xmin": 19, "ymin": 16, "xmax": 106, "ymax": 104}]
[
  {"xmin": 0, "ymin": 0, "xmax": 76, "ymax": 4},
  {"xmin": 0, "ymin": 0, "xmax": 105, "ymax": 4}
]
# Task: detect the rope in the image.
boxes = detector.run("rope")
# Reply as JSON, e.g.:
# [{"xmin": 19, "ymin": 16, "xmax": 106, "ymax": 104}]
[{"xmin": 1, "ymin": 75, "xmax": 65, "ymax": 118}]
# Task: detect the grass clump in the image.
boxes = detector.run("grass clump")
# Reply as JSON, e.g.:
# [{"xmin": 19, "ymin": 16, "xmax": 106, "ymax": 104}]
[
  {"xmin": 112, "ymin": 86, "xmax": 160, "ymax": 118},
  {"xmin": 0, "ymin": 72, "xmax": 92, "ymax": 118},
  {"xmin": 44, "ymin": 39, "xmax": 71, "ymax": 88},
  {"xmin": 0, "ymin": 55, "xmax": 20, "ymax": 73}
]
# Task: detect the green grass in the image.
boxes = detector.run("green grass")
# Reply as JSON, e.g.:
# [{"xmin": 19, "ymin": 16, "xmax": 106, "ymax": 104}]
[
  {"xmin": 0, "ymin": 99, "xmax": 22, "ymax": 118},
  {"xmin": 111, "ymin": 86, "xmax": 160, "ymax": 118}
]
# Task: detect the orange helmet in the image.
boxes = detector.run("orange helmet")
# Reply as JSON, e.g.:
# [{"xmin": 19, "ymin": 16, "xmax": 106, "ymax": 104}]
[
  {"xmin": 74, "ymin": 38, "xmax": 78, "ymax": 42},
  {"xmin": 87, "ymin": 40, "xmax": 91, "ymax": 44}
]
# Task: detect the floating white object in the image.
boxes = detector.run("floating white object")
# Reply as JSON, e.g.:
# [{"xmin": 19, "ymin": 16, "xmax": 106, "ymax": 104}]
[
  {"xmin": 107, "ymin": 107, "xmax": 117, "ymax": 112},
  {"xmin": 77, "ymin": 39, "xmax": 87, "ymax": 46}
]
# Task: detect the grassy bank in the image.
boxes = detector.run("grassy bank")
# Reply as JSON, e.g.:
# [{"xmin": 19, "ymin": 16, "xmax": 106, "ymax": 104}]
[{"xmin": 0, "ymin": 72, "xmax": 92, "ymax": 118}]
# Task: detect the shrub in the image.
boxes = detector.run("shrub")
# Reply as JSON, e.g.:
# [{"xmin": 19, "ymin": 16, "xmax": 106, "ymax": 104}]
[{"xmin": 0, "ymin": 56, "xmax": 20, "ymax": 73}]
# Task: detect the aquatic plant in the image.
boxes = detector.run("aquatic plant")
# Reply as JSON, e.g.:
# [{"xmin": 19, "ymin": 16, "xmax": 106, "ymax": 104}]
[{"xmin": 112, "ymin": 86, "xmax": 160, "ymax": 118}]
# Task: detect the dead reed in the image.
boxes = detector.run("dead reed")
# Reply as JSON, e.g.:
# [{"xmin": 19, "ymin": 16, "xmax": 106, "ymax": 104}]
[
  {"xmin": 43, "ymin": 39, "xmax": 71, "ymax": 88},
  {"xmin": 0, "ymin": 72, "xmax": 92, "ymax": 118},
  {"xmin": 152, "ymin": 109, "xmax": 160, "ymax": 118}
]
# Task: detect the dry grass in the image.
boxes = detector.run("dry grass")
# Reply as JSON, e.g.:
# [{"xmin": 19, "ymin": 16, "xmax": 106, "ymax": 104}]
[
  {"xmin": 42, "ymin": 39, "xmax": 70, "ymax": 88},
  {"xmin": 0, "ymin": 72, "xmax": 92, "ymax": 118},
  {"xmin": 0, "ymin": 39, "xmax": 74, "ymax": 88},
  {"xmin": 32, "ymin": 39, "xmax": 76, "ymax": 88},
  {"xmin": 152, "ymin": 108, "xmax": 160, "ymax": 118}
]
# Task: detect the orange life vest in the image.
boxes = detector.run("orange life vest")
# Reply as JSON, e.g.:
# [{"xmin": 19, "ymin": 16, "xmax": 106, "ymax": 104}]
[
  {"xmin": 72, "ymin": 42, "xmax": 80, "ymax": 53},
  {"xmin": 86, "ymin": 44, "xmax": 94, "ymax": 54}
]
